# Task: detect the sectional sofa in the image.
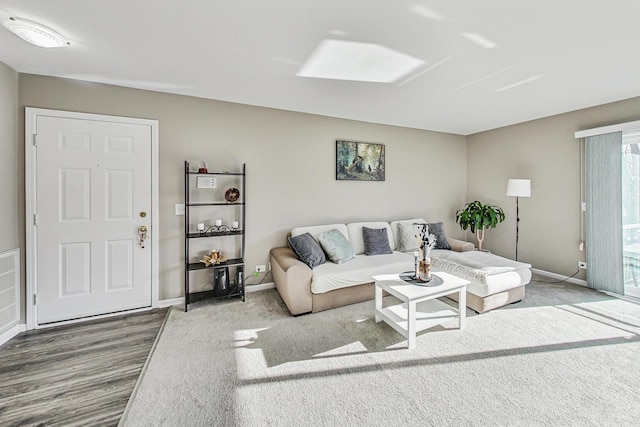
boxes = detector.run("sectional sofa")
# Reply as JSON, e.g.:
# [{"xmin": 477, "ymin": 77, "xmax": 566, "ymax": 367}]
[{"xmin": 269, "ymin": 219, "xmax": 532, "ymax": 316}]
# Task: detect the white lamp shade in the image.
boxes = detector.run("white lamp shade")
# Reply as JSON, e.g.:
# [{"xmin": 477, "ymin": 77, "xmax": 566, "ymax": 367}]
[{"xmin": 506, "ymin": 179, "xmax": 531, "ymax": 197}]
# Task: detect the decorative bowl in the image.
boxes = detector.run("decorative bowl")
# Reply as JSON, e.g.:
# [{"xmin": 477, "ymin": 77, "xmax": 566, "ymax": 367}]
[{"xmin": 225, "ymin": 188, "xmax": 240, "ymax": 203}]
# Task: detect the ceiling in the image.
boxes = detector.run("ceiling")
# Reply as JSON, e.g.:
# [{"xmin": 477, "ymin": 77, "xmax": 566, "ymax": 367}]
[{"xmin": 1, "ymin": 0, "xmax": 639, "ymax": 135}]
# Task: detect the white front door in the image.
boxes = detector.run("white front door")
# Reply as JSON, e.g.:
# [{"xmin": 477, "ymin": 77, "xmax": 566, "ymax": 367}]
[{"xmin": 34, "ymin": 115, "xmax": 153, "ymax": 324}]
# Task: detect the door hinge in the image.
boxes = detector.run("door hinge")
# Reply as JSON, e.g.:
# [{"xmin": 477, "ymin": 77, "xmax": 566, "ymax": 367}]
[
  {"xmin": 33, "ymin": 134, "xmax": 38, "ymax": 146},
  {"xmin": 33, "ymin": 293, "xmax": 38, "ymax": 305},
  {"xmin": 34, "ymin": 214, "xmax": 38, "ymax": 226}
]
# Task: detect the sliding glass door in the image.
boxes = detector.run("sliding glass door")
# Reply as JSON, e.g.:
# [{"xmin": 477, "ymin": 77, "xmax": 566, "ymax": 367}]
[{"xmin": 622, "ymin": 132, "xmax": 640, "ymax": 298}]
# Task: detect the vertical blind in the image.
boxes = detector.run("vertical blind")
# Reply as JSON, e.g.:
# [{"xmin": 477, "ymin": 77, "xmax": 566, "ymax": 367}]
[{"xmin": 585, "ymin": 131, "xmax": 623, "ymax": 294}]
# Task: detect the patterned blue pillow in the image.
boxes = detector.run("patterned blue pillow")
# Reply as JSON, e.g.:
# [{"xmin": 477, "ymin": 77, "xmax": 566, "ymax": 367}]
[{"xmin": 317, "ymin": 229, "xmax": 355, "ymax": 264}]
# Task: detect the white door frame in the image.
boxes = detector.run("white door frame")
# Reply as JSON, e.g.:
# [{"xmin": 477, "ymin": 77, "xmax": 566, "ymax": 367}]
[{"xmin": 25, "ymin": 107, "xmax": 160, "ymax": 329}]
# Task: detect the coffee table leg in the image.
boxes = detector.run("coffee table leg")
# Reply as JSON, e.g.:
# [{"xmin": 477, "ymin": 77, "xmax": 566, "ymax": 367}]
[
  {"xmin": 459, "ymin": 288, "xmax": 466, "ymax": 330},
  {"xmin": 407, "ymin": 300, "xmax": 416, "ymax": 349},
  {"xmin": 374, "ymin": 284, "xmax": 382, "ymax": 323}
]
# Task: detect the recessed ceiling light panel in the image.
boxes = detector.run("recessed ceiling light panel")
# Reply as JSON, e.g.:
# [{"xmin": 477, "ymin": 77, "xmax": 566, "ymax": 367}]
[
  {"xmin": 3, "ymin": 17, "xmax": 68, "ymax": 48},
  {"xmin": 297, "ymin": 39, "xmax": 425, "ymax": 83}
]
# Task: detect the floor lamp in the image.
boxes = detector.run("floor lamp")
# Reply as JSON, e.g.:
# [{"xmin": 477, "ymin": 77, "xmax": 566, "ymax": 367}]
[{"xmin": 506, "ymin": 179, "xmax": 531, "ymax": 261}]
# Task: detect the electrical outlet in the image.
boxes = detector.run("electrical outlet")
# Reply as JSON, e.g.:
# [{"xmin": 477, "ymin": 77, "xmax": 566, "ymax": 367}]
[
  {"xmin": 256, "ymin": 265, "xmax": 266, "ymax": 273},
  {"xmin": 578, "ymin": 261, "xmax": 587, "ymax": 270}
]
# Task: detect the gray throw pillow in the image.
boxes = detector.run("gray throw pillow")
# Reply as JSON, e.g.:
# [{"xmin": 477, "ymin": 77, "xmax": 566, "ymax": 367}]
[
  {"xmin": 362, "ymin": 227, "xmax": 393, "ymax": 255},
  {"xmin": 427, "ymin": 222, "xmax": 451, "ymax": 250},
  {"xmin": 397, "ymin": 222, "xmax": 421, "ymax": 252},
  {"xmin": 288, "ymin": 233, "xmax": 326, "ymax": 268},
  {"xmin": 317, "ymin": 229, "xmax": 355, "ymax": 264}
]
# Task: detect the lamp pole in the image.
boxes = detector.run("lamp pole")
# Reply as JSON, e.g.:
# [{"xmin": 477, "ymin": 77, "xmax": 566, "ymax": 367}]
[
  {"xmin": 515, "ymin": 196, "xmax": 520, "ymax": 261},
  {"xmin": 506, "ymin": 179, "xmax": 531, "ymax": 262}
]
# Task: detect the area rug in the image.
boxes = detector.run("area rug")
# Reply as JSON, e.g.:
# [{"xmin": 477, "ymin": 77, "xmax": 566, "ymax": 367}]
[{"xmin": 122, "ymin": 278, "xmax": 640, "ymax": 426}]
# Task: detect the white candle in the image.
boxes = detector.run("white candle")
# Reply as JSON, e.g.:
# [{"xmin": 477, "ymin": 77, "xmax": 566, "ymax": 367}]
[
  {"xmin": 197, "ymin": 223, "xmax": 205, "ymax": 231},
  {"xmin": 413, "ymin": 250, "xmax": 420, "ymax": 258},
  {"xmin": 232, "ymin": 221, "xmax": 239, "ymax": 229},
  {"xmin": 215, "ymin": 219, "xmax": 222, "ymax": 227}
]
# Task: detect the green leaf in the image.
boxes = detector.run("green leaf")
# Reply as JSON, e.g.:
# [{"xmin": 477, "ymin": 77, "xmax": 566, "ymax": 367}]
[{"xmin": 456, "ymin": 200, "xmax": 505, "ymax": 232}]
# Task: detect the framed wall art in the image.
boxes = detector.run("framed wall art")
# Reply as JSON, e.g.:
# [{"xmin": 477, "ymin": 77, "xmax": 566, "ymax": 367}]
[{"xmin": 336, "ymin": 140, "xmax": 385, "ymax": 181}]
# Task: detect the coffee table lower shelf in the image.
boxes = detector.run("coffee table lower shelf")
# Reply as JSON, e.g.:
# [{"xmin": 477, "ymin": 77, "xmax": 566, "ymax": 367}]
[{"xmin": 375, "ymin": 299, "xmax": 460, "ymax": 338}]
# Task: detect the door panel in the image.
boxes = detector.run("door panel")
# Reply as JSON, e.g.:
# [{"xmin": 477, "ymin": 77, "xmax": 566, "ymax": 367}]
[
  {"xmin": 106, "ymin": 239, "xmax": 134, "ymax": 290},
  {"xmin": 106, "ymin": 169, "xmax": 134, "ymax": 220},
  {"xmin": 60, "ymin": 242, "xmax": 91, "ymax": 296},
  {"xmin": 36, "ymin": 116, "xmax": 152, "ymax": 324},
  {"xmin": 59, "ymin": 168, "xmax": 91, "ymax": 222}
]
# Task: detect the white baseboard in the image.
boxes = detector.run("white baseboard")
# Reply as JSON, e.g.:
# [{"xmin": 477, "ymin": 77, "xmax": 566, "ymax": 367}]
[
  {"xmin": 158, "ymin": 297, "xmax": 184, "ymax": 308},
  {"xmin": 531, "ymin": 268, "xmax": 587, "ymax": 287},
  {"xmin": 157, "ymin": 282, "xmax": 275, "ymax": 308},
  {"xmin": 246, "ymin": 282, "xmax": 275, "ymax": 292},
  {"xmin": 0, "ymin": 323, "xmax": 26, "ymax": 347}
]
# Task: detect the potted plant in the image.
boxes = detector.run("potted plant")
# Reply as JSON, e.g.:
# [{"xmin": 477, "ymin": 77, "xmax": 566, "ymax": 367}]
[{"xmin": 455, "ymin": 201, "xmax": 505, "ymax": 251}]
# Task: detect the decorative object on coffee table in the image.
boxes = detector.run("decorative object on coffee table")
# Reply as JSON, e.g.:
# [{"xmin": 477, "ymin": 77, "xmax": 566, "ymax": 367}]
[
  {"xmin": 455, "ymin": 201, "xmax": 505, "ymax": 251},
  {"xmin": 419, "ymin": 258, "xmax": 431, "ymax": 281},
  {"xmin": 506, "ymin": 179, "xmax": 531, "ymax": 261},
  {"xmin": 413, "ymin": 223, "xmax": 437, "ymax": 282},
  {"xmin": 399, "ymin": 271, "xmax": 444, "ymax": 287}
]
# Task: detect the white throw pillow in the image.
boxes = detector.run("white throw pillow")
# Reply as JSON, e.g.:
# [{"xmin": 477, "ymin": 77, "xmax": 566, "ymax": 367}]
[{"xmin": 397, "ymin": 222, "xmax": 421, "ymax": 252}]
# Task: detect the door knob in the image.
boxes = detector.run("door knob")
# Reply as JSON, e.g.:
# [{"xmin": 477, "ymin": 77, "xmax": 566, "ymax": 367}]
[{"xmin": 138, "ymin": 225, "xmax": 148, "ymax": 248}]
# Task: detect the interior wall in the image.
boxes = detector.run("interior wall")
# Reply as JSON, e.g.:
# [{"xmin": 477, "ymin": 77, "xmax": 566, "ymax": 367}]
[
  {"xmin": 0, "ymin": 62, "xmax": 20, "ymax": 319},
  {"xmin": 467, "ymin": 95, "xmax": 640, "ymax": 278},
  {"xmin": 0, "ymin": 62, "xmax": 19, "ymax": 253},
  {"xmin": 18, "ymin": 74, "xmax": 468, "ymax": 301}
]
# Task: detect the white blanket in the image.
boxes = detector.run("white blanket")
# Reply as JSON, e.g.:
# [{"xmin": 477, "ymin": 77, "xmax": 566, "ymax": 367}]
[
  {"xmin": 312, "ymin": 252, "xmax": 413, "ymax": 294},
  {"xmin": 431, "ymin": 250, "xmax": 531, "ymax": 284}
]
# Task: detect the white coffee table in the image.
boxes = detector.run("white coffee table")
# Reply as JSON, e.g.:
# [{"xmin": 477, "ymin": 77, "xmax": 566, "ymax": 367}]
[{"xmin": 373, "ymin": 272, "xmax": 469, "ymax": 349}]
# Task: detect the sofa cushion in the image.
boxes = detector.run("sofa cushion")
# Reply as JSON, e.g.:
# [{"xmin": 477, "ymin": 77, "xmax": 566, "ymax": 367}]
[
  {"xmin": 427, "ymin": 222, "xmax": 451, "ymax": 250},
  {"xmin": 390, "ymin": 219, "xmax": 426, "ymax": 252},
  {"xmin": 431, "ymin": 249, "xmax": 532, "ymax": 296},
  {"xmin": 317, "ymin": 228, "xmax": 356, "ymax": 264},
  {"xmin": 288, "ymin": 233, "xmax": 326, "ymax": 268},
  {"xmin": 362, "ymin": 227, "xmax": 393, "ymax": 255},
  {"xmin": 311, "ymin": 252, "xmax": 414, "ymax": 294},
  {"xmin": 347, "ymin": 222, "xmax": 396, "ymax": 254}
]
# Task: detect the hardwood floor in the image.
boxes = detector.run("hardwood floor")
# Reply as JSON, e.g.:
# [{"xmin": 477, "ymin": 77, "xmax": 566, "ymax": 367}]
[{"xmin": 0, "ymin": 308, "xmax": 169, "ymax": 427}]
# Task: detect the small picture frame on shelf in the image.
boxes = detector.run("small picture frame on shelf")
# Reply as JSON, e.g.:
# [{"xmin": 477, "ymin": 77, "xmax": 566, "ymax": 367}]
[{"xmin": 197, "ymin": 176, "xmax": 217, "ymax": 189}]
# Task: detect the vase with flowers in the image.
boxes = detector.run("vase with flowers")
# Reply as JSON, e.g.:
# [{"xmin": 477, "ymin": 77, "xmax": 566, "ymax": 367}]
[{"xmin": 413, "ymin": 224, "xmax": 438, "ymax": 282}]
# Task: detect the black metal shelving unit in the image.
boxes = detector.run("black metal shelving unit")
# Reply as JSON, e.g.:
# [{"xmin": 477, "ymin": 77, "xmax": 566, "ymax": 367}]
[{"xmin": 184, "ymin": 161, "xmax": 246, "ymax": 311}]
